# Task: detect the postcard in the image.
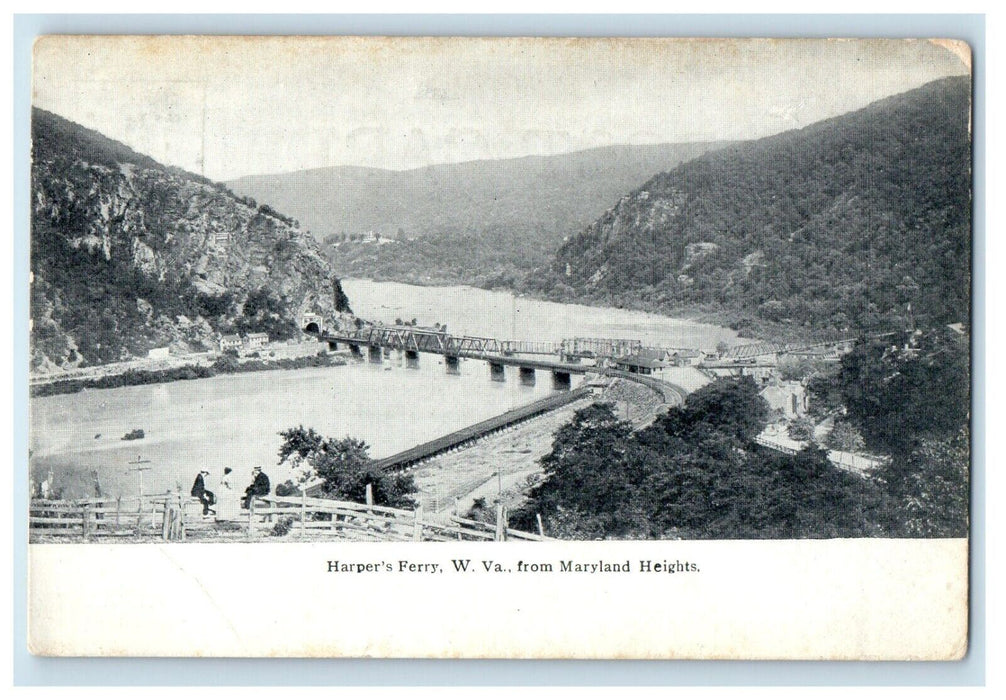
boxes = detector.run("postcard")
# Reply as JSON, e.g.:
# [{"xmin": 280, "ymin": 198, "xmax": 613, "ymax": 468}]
[{"xmin": 27, "ymin": 36, "xmax": 971, "ymax": 659}]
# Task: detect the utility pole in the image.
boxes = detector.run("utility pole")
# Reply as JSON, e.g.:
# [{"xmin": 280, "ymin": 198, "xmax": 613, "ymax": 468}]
[{"xmin": 127, "ymin": 455, "xmax": 152, "ymax": 499}]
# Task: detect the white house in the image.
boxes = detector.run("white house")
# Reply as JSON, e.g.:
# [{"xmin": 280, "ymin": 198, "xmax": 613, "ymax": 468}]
[
  {"xmin": 219, "ymin": 334, "xmax": 242, "ymax": 351},
  {"xmin": 246, "ymin": 332, "xmax": 269, "ymax": 349}
]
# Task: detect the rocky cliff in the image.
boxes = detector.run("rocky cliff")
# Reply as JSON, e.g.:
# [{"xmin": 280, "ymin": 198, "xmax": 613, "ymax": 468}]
[{"xmin": 30, "ymin": 108, "xmax": 350, "ymax": 371}]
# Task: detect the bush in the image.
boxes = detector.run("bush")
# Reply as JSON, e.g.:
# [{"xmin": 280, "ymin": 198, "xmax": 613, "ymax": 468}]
[
  {"xmin": 270, "ymin": 516, "xmax": 297, "ymax": 537},
  {"xmin": 787, "ymin": 417, "xmax": 816, "ymax": 442}
]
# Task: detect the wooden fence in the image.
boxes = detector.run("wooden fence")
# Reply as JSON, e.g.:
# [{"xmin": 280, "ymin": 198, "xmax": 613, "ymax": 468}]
[
  {"xmin": 29, "ymin": 491, "xmax": 549, "ymax": 543},
  {"xmin": 29, "ymin": 492, "xmax": 193, "ymax": 540}
]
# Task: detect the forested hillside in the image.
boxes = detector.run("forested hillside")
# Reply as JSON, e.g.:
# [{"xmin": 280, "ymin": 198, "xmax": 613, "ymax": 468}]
[
  {"xmin": 228, "ymin": 142, "xmax": 729, "ymax": 286},
  {"xmin": 228, "ymin": 143, "xmax": 728, "ymax": 245},
  {"xmin": 30, "ymin": 109, "xmax": 350, "ymax": 371},
  {"xmin": 528, "ymin": 76, "xmax": 971, "ymax": 334}
]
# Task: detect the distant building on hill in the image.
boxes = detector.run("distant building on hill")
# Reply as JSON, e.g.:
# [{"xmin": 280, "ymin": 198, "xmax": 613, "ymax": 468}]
[
  {"xmin": 219, "ymin": 334, "xmax": 242, "ymax": 351},
  {"xmin": 245, "ymin": 332, "xmax": 269, "ymax": 349},
  {"xmin": 147, "ymin": 347, "xmax": 171, "ymax": 360}
]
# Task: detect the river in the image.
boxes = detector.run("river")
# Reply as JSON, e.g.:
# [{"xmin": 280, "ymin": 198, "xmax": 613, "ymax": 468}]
[
  {"xmin": 30, "ymin": 280, "xmax": 739, "ymax": 500},
  {"xmin": 341, "ymin": 279, "xmax": 740, "ymax": 349}
]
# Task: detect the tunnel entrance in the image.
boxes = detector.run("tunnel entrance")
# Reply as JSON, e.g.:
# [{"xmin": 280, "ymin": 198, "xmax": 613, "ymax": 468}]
[{"xmin": 304, "ymin": 322, "xmax": 320, "ymax": 334}]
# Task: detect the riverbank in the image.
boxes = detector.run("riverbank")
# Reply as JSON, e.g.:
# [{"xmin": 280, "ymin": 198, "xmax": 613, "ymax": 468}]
[
  {"xmin": 30, "ymin": 351, "xmax": 346, "ymax": 398},
  {"xmin": 409, "ymin": 377, "xmax": 667, "ymax": 520}
]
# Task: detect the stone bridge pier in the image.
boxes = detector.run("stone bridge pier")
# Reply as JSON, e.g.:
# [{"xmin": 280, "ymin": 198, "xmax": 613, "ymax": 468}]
[
  {"xmin": 327, "ymin": 340, "xmax": 339, "ymax": 351},
  {"xmin": 405, "ymin": 349, "xmax": 420, "ymax": 369},
  {"xmin": 368, "ymin": 345, "xmax": 383, "ymax": 363},
  {"xmin": 349, "ymin": 343, "xmax": 363, "ymax": 358},
  {"xmin": 519, "ymin": 366, "xmax": 536, "ymax": 386},
  {"xmin": 551, "ymin": 371, "xmax": 571, "ymax": 390},
  {"xmin": 445, "ymin": 355, "xmax": 460, "ymax": 375},
  {"xmin": 489, "ymin": 361, "xmax": 506, "ymax": 382}
]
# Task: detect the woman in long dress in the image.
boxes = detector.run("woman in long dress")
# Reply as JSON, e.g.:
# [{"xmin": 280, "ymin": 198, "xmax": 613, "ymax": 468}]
[{"xmin": 215, "ymin": 467, "xmax": 240, "ymax": 521}]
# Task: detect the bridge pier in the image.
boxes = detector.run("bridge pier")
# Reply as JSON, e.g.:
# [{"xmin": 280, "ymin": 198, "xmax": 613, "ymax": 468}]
[
  {"xmin": 405, "ymin": 349, "xmax": 420, "ymax": 369},
  {"xmin": 551, "ymin": 370, "xmax": 571, "ymax": 390},
  {"xmin": 489, "ymin": 361, "xmax": 506, "ymax": 382},
  {"xmin": 519, "ymin": 366, "xmax": 536, "ymax": 386},
  {"xmin": 349, "ymin": 344, "xmax": 362, "ymax": 358},
  {"xmin": 327, "ymin": 341, "xmax": 339, "ymax": 351},
  {"xmin": 445, "ymin": 355, "xmax": 460, "ymax": 375},
  {"xmin": 368, "ymin": 345, "xmax": 383, "ymax": 364}
]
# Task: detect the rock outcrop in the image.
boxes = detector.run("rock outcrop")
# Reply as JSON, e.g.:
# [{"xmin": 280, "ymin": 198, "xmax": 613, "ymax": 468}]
[{"xmin": 30, "ymin": 108, "xmax": 350, "ymax": 371}]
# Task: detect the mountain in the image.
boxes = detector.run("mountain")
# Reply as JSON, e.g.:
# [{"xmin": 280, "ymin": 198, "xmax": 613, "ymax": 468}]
[
  {"xmin": 30, "ymin": 108, "xmax": 350, "ymax": 372},
  {"xmin": 527, "ymin": 76, "xmax": 971, "ymax": 335},
  {"xmin": 227, "ymin": 143, "xmax": 729, "ymax": 245}
]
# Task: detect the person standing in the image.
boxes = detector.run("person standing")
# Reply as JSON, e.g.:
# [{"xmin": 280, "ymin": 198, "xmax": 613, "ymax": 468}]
[
  {"xmin": 191, "ymin": 470, "xmax": 215, "ymax": 516},
  {"xmin": 242, "ymin": 466, "xmax": 271, "ymax": 509}
]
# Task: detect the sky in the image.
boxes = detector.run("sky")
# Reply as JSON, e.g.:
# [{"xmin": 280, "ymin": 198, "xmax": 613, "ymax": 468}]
[{"xmin": 32, "ymin": 36, "xmax": 970, "ymax": 181}]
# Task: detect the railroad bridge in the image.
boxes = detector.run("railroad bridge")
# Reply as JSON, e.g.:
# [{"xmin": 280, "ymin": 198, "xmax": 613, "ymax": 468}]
[{"xmin": 315, "ymin": 325, "xmax": 599, "ymax": 389}]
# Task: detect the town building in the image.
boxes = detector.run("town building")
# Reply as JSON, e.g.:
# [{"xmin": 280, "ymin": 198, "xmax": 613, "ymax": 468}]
[
  {"xmin": 700, "ymin": 358, "xmax": 777, "ymax": 383},
  {"xmin": 219, "ymin": 334, "xmax": 242, "ymax": 351},
  {"xmin": 613, "ymin": 348, "xmax": 668, "ymax": 375},
  {"xmin": 667, "ymin": 348, "xmax": 705, "ymax": 367},
  {"xmin": 760, "ymin": 380, "xmax": 808, "ymax": 419},
  {"xmin": 784, "ymin": 346, "xmax": 842, "ymax": 362},
  {"xmin": 245, "ymin": 332, "xmax": 269, "ymax": 349}
]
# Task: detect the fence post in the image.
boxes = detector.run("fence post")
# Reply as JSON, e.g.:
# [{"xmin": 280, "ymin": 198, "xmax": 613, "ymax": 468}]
[
  {"xmin": 115, "ymin": 496, "xmax": 121, "ymax": 528},
  {"xmin": 365, "ymin": 483, "xmax": 373, "ymax": 507},
  {"xmin": 161, "ymin": 500, "xmax": 170, "ymax": 541},
  {"xmin": 536, "ymin": 513, "xmax": 545, "ymax": 538},
  {"xmin": 494, "ymin": 504, "xmax": 505, "ymax": 542},
  {"xmin": 247, "ymin": 498, "xmax": 255, "ymax": 538},
  {"xmin": 135, "ymin": 496, "xmax": 144, "ymax": 538},
  {"xmin": 82, "ymin": 503, "xmax": 91, "ymax": 541},
  {"xmin": 413, "ymin": 504, "xmax": 423, "ymax": 541},
  {"xmin": 178, "ymin": 493, "xmax": 186, "ymax": 541},
  {"xmin": 301, "ymin": 490, "xmax": 307, "ymax": 537}
]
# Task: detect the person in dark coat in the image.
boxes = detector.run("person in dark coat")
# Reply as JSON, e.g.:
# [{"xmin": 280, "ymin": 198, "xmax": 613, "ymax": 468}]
[
  {"xmin": 191, "ymin": 470, "xmax": 216, "ymax": 515},
  {"xmin": 242, "ymin": 466, "xmax": 271, "ymax": 509}
]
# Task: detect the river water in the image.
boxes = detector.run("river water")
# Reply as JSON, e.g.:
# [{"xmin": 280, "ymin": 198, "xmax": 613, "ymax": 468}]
[
  {"xmin": 341, "ymin": 279, "xmax": 739, "ymax": 349},
  {"xmin": 30, "ymin": 280, "xmax": 738, "ymax": 500}
]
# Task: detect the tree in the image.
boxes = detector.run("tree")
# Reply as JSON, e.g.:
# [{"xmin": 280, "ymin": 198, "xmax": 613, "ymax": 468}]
[
  {"xmin": 660, "ymin": 376, "xmax": 769, "ymax": 443},
  {"xmin": 825, "ymin": 420, "xmax": 866, "ymax": 452},
  {"xmin": 276, "ymin": 426, "xmax": 416, "ymax": 508},
  {"xmin": 877, "ymin": 428, "xmax": 969, "ymax": 537},
  {"xmin": 523, "ymin": 403, "xmax": 655, "ymax": 537},
  {"xmin": 787, "ymin": 416, "xmax": 816, "ymax": 442},
  {"xmin": 831, "ymin": 330, "xmax": 969, "ymax": 455}
]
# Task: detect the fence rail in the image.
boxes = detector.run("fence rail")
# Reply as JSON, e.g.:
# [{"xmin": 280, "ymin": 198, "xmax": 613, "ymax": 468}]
[{"xmin": 29, "ymin": 491, "xmax": 549, "ymax": 543}]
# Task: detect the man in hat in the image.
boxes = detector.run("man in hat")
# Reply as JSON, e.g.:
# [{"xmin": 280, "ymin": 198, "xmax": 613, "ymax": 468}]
[
  {"xmin": 242, "ymin": 466, "xmax": 271, "ymax": 509},
  {"xmin": 191, "ymin": 469, "xmax": 216, "ymax": 516}
]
